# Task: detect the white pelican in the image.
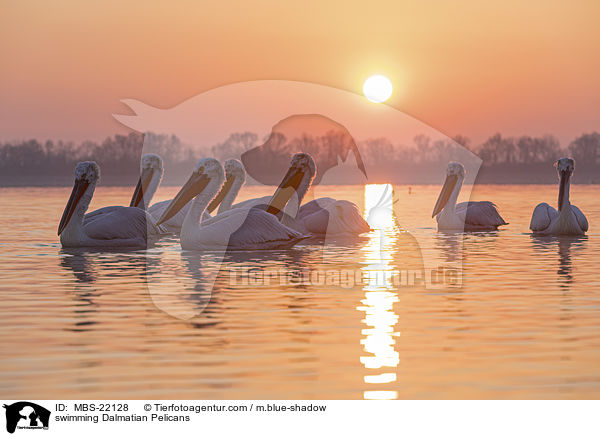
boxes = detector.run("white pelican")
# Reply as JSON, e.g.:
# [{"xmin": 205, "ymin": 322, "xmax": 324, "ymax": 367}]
[
  {"xmin": 432, "ymin": 162, "xmax": 507, "ymax": 231},
  {"xmin": 83, "ymin": 153, "xmax": 163, "ymax": 224},
  {"xmin": 146, "ymin": 155, "xmax": 224, "ymax": 233},
  {"xmin": 58, "ymin": 162, "xmax": 164, "ymax": 248},
  {"xmin": 204, "ymin": 159, "xmax": 246, "ymax": 214},
  {"xmin": 157, "ymin": 158, "xmax": 307, "ymax": 250},
  {"xmin": 232, "ymin": 153, "xmax": 370, "ymax": 236},
  {"xmin": 129, "ymin": 153, "xmax": 164, "ymax": 209},
  {"xmin": 297, "ymin": 197, "xmax": 370, "ymax": 236},
  {"xmin": 530, "ymin": 158, "xmax": 588, "ymax": 235},
  {"xmin": 227, "ymin": 154, "xmax": 312, "ymax": 213}
]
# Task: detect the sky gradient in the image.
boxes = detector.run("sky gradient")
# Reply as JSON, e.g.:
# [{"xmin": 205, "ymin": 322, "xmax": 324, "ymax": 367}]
[{"xmin": 1, "ymin": 0, "xmax": 599, "ymax": 145}]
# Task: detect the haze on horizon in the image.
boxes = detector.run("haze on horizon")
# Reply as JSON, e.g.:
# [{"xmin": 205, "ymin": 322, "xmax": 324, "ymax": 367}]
[{"xmin": 1, "ymin": 1, "xmax": 599, "ymax": 145}]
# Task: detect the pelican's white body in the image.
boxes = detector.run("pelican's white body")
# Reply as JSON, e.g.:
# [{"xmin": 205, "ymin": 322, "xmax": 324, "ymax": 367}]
[
  {"xmin": 530, "ymin": 203, "xmax": 588, "ymax": 235},
  {"xmin": 83, "ymin": 153, "xmax": 164, "ymax": 225},
  {"xmin": 296, "ymin": 197, "xmax": 370, "ymax": 235},
  {"xmin": 434, "ymin": 162, "xmax": 506, "ymax": 231},
  {"xmin": 231, "ymin": 154, "xmax": 370, "ymax": 236},
  {"xmin": 530, "ymin": 158, "xmax": 588, "ymax": 235},
  {"xmin": 60, "ymin": 162, "xmax": 164, "ymax": 249}
]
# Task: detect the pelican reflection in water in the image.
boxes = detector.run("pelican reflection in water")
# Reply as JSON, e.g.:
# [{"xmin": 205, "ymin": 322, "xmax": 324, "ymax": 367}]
[{"xmin": 531, "ymin": 234, "xmax": 587, "ymax": 290}]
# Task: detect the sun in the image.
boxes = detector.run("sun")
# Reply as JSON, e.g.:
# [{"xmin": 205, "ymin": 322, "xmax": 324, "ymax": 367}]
[{"xmin": 363, "ymin": 75, "xmax": 393, "ymax": 103}]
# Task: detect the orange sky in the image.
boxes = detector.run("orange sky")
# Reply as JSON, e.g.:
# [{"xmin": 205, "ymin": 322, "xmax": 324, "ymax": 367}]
[{"xmin": 1, "ymin": 0, "xmax": 599, "ymax": 145}]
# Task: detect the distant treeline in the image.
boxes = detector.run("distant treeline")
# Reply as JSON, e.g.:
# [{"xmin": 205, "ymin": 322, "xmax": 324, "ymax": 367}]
[{"xmin": 1, "ymin": 131, "xmax": 599, "ymax": 186}]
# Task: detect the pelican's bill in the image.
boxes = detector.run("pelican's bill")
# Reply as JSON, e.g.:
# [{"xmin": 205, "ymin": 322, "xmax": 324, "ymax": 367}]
[
  {"xmin": 157, "ymin": 171, "xmax": 210, "ymax": 225},
  {"xmin": 432, "ymin": 174, "xmax": 458, "ymax": 218},
  {"xmin": 130, "ymin": 167, "xmax": 155, "ymax": 208},
  {"xmin": 58, "ymin": 178, "xmax": 89, "ymax": 235}
]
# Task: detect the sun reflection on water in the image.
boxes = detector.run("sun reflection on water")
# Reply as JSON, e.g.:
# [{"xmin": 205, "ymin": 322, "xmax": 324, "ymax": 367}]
[{"xmin": 359, "ymin": 184, "xmax": 400, "ymax": 400}]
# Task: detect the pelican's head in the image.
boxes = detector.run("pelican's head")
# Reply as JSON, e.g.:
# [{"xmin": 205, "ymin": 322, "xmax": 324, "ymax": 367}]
[
  {"xmin": 224, "ymin": 159, "xmax": 245, "ymax": 180},
  {"xmin": 193, "ymin": 157, "xmax": 224, "ymax": 179},
  {"xmin": 157, "ymin": 158, "xmax": 224, "ymax": 225},
  {"xmin": 141, "ymin": 153, "xmax": 163, "ymax": 172},
  {"xmin": 75, "ymin": 161, "xmax": 100, "ymax": 183},
  {"xmin": 207, "ymin": 159, "xmax": 246, "ymax": 214},
  {"xmin": 432, "ymin": 161, "xmax": 464, "ymax": 218},
  {"xmin": 290, "ymin": 152, "xmax": 317, "ymax": 178},
  {"xmin": 58, "ymin": 161, "xmax": 100, "ymax": 235},
  {"xmin": 555, "ymin": 157, "xmax": 574, "ymax": 176},
  {"xmin": 555, "ymin": 158, "xmax": 575, "ymax": 211},
  {"xmin": 266, "ymin": 152, "xmax": 316, "ymax": 216},
  {"xmin": 446, "ymin": 161, "xmax": 465, "ymax": 179},
  {"xmin": 130, "ymin": 153, "xmax": 164, "ymax": 208}
]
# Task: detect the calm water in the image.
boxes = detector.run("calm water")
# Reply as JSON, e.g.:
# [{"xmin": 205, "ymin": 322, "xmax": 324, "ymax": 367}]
[{"xmin": 1, "ymin": 184, "xmax": 599, "ymax": 399}]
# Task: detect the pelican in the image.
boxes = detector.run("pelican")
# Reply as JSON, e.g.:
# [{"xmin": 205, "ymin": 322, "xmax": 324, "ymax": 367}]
[
  {"xmin": 83, "ymin": 153, "xmax": 164, "ymax": 224},
  {"xmin": 204, "ymin": 159, "xmax": 246, "ymax": 214},
  {"xmin": 147, "ymin": 158, "xmax": 246, "ymax": 233},
  {"xmin": 297, "ymin": 197, "xmax": 370, "ymax": 236},
  {"xmin": 129, "ymin": 153, "xmax": 164, "ymax": 209},
  {"xmin": 157, "ymin": 158, "xmax": 307, "ymax": 250},
  {"xmin": 530, "ymin": 158, "xmax": 588, "ymax": 235},
  {"xmin": 432, "ymin": 162, "xmax": 507, "ymax": 231},
  {"xmin": 58, "ymin": 161, "xmax": 164, "ymax": 248},
  {"xmin": 228, "ymin": 153, "xmax": 315, "ymax": 216},
  {"xmin": 232, "ymin": 153, "xmax": 370, "ymax": 236}
]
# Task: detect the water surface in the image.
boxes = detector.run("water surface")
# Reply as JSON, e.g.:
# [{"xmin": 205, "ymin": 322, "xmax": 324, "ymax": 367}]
[{"xmin": 1, "ymin": 184, "xmax": 599, "ymax": 399}]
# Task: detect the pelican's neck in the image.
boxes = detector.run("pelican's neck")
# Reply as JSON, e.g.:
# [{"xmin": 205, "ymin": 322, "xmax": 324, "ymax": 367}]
[
  {"xmin": 143, "ymin": 171, "xmax": 162, "ymax": 209},
  {"xmin": 61, "ymin": 180, "xmax": 96, "ymax": 243},
  {"xmin": 303, "ymin": 185, "xmax": 316, "ymax": 204},
  {"xmin": 218, "ymin": 175, "xmax": 244, "ymax": 214},
  {"xmin": 296, "ymin": 171, "xmax": 313, "ymax": 205},
  {"xmin": 552, "ymin": 176, "xmax": 584, "ymax": 235},
  {"xmin": 282, "ymin": 170, "xmax": 314, "ymax": 217},
  {"xmin": 182, "ymin": 177, "xmax": 223, "ymax": 233},
  {"xmin": 558, "ymin": 177, "xmax": 571, "ymax": 214}
]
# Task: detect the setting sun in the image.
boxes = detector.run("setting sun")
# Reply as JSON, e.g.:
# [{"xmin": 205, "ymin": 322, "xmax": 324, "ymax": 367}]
[{"xmin": 363, "ymin": 75, "xmax": 393, "ymax": 103}]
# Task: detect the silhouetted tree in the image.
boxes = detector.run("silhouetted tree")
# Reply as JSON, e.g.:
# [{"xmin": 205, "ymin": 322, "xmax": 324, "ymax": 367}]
[
  {"xmin": 1, "ymin": 130, "xmax": 598, "ymax": 185},
  {"xmin": 479, "ymin": 133, "xmax": 516, "ymax": 164},
  {"xmin": 413, "ymin": 134, "xmax": 431, "ymax": 162},
  {"xmin": 453, "ymin": 134, "xmax": 473, "ymax": 152},
  {"xmin": 569, "ymin": 132, "xmax": 600, "ymax": 164},
  {"xmin": 359, "ymin": 137, "xmax": 394, "ymax": 165},
  {"xmin": 211, "ymin": 132, "xmax": 258, "ymax": 161}
]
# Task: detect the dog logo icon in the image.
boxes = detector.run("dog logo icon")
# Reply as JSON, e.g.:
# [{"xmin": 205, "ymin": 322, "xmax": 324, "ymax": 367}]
[{"xmin": 3, "ymin": 402, "xmax": 50, "ymax": 434}]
